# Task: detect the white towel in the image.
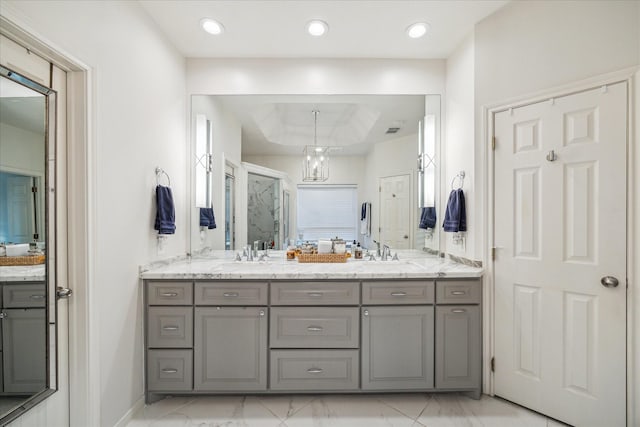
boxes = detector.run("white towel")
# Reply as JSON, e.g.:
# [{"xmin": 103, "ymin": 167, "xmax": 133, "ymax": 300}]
[{"xmin": 360, "ymin": 202, "xmax": 371, "ymax": 236}]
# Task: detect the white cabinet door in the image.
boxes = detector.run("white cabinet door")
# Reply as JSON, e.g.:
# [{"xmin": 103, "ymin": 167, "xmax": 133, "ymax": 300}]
[{"xmin": 494, "ymin": 82, "xmax": 627, "ymax": 427}]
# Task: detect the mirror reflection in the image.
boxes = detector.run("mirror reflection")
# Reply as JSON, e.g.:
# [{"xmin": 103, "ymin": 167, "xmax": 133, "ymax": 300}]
[
  {"xmin": 190, "ymin": 95, "xmax": 440, "ymax": 257},
  {"xmin": 0, "ymin": 72, "xmax": 48, "ymax": 419}
]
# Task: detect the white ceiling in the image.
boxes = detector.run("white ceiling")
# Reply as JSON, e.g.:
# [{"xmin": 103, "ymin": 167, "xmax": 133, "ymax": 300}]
[
  {"xmin": 141, "ymin": 1, "xmax": 508, "ymax": 157},
  {"xmin": 139, "ymin": 0, "xmax": 508, "ymax": 59},
  {"xmin": 207, "ymin": 94, "xmax": 426, "ymax": 156}
]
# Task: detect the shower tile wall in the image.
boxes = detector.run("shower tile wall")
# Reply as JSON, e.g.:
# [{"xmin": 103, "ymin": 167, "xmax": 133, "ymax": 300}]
[{"xmin": 247, "ymin": 173, "xmax": 279, "ymax": 248}]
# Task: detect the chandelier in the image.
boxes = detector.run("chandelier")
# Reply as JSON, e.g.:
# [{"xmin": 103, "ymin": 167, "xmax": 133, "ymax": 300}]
[{"xmin": 302, "ymin": 110, "xmax": 329, "ymax": 182}]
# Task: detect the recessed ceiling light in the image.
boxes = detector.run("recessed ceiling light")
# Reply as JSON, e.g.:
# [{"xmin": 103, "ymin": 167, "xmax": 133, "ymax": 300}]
[
  {"xmin": 406, "ymin": 22, "xmax": 430, "ymax": 39},
  {"xmin": 200, "ymin": 18, "xmax": 224, "ymax": 35},
  {"xmin": 306, "ymin": 20, "xmax": 329, "ymax": 37}
]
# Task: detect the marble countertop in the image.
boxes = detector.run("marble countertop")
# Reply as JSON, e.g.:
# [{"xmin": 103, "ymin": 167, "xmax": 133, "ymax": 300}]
[
  {"xmin": 140, "ymin": 250, "xmax": 483, "ymax": 280},
  {"xmin": 0, "ymin": 264, "xmax": 46, "ymax": 282}
]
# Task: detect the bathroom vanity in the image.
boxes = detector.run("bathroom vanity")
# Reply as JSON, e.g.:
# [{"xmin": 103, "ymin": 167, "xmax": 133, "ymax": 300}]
[
  {"xmin": 0, "ymin": 266, "xmax": 47, "ymax": 396},
  {"xmin": 141, "ymin": 253, "xmax": 482, "ymax": 403}
]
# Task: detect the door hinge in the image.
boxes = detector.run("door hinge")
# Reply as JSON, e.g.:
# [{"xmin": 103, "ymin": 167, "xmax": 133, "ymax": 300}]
[
  {"xmin": 491, "ymin": 136, "xmax": 496, "ymax": 150},
  {"xmin": 491, "ymin": 247, "xmax": 496, "ymax": 261},
  {"xmin": 491, "ymin": 357, "xmax": 495, "ymax": 372},
  {"xmin": 379, "ymin": 186, "xmax": 382, "ymax": 192},
  {"xmin": 32, "ymin": 186, "xmax": 38, "ymax": 193}
]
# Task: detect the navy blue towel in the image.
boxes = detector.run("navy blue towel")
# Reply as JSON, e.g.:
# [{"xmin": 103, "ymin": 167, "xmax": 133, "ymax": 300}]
[
  {"xmin": 419, "ymin": 206, "xmax": 437, "ymax": 229},
  {"xmin": 443, "ymin": 189, "xmax": 467, "ymax": 232},
  {"xmin": 154, "ymin": 185, "xmax": 176, "ymax": 235},
  {"xmin": 200, "ymin": 207, "xmax": 217, "ymax": 229}
]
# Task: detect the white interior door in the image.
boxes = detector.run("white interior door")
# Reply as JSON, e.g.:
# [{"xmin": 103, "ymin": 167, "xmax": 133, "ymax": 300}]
[
  {"xmin": 493, "ymin": 82, "xmax": 627, "ymax": 426},
  {"xmin": 379, "ymin": 174, "xmax": 411, "ymax": 249},
  {"xmin": 1, "ymin": 36, "xmax": 70, "ymax": 427}
]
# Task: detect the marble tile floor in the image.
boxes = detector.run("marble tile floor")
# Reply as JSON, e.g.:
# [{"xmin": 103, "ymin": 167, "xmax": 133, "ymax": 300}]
[{"xmin": 126, "ymin": 393, "xmax": 571, "ymax": 427}]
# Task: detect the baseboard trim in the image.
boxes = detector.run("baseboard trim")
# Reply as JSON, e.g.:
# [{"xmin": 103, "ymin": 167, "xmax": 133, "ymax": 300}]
[{"xmin": 113, "ymin": 396, "xmax": 145, "ymax": 427}]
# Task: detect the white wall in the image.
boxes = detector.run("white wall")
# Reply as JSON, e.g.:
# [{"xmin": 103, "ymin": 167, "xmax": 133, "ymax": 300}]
[
  {"xmin": 444, "ymin": 34, "xmax": 475, "ymax": 259},
  {"xmin": 363, "ymin": 133, "xmax": 418, "ymax": 249},
  {"xmin": 191, "ymin": 95, "xmax": 242, "ymax": 251},
  {"xmin": 0, "ymin": 1, "xmax": 187, "ymax": 426},
  {"xmin": 0, "ymin": 122, "xmax": 44, "ymax": 175},
  {"xmin": 188, "ymin": 58, "xmax": 445, "ymax": 95}
]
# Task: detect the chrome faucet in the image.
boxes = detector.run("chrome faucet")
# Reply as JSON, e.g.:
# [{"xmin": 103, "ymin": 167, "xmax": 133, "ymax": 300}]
[
  {"xmin": 373, "ymin": 240, "xmax": 382, "ymax": 257},
  {"xmin": 381, "ymin": 244, "xmax": 391, "ymax": 261}
]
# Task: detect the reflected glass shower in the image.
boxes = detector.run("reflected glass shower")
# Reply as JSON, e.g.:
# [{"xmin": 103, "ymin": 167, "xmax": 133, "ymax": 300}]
[{"xmin": 247, "ymin": 172, "xmax": 280, "ymax": 249}]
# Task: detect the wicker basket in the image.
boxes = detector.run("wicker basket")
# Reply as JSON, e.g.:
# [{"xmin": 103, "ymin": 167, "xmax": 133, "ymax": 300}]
[
  {"xmin": 297, "ymin": 253, "xmax": 348, "ymax": 263},
  {"xmin": 0, "ymin": 254, "xmax": 46, "ymax": 266}
]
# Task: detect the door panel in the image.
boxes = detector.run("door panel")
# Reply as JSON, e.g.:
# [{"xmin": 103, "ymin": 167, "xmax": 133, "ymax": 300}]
[
  {"xmin": 379, "ymin": 174, "xmax": 411, "ymax": 249},
  {"xmin": 494, "ymin": 82, "xmax": 627, "ymax": 427}
]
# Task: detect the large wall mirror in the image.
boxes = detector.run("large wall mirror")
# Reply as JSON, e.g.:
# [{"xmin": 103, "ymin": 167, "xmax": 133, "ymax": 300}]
[
  {"xmin": 0, "ymin": 65, "xmax": 57, "ymax": 424},
  {"xmin": 189, "ymin": 94, "xmax": 441, "ymax": 257}
]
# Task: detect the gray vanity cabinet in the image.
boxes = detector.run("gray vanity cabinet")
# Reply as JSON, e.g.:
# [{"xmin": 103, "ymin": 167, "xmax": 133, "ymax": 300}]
[
  {"xmin": 361, "ymin": 280, "xmax": 435, "ymax": 390},
  {"xmin": 361, "ymin": 306, "xmax": 434, "ymax": 390},
  {"xmin": 194, "ymin": 306, "xmax": 268, "ymax": 391},
  {"xmin": 0, "ymin": 282, "xmax": 47, "ymax": 394},
  {"xmin": 434, "ymin": 280, "xmax": 482, "ymax": 394}
]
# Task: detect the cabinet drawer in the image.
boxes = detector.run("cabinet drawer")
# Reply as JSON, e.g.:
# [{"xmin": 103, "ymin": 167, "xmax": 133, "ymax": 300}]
[
  {"xmin": 195, "ymin": 282, "xmax": 268, "ymax": 305},
  {"xmin": 270, "ymin": 307, "xmax": 359, "ymax": 348},
  {"xmin": 362, "ymin": 281, "xmax": 434, "ymax": 305},
  {"xmin": 436, "ymin": 280, "xmax": 481, "ymax": 304},
  {"xmin": 271, "ymin": 282, "xmax": 359, "ymax": 305},
  {"xmin": 148, "ymin": 307, "xmax": 193, "ymax": 348},
  {"xmin": 147, "ymin": 281, "xmax": 193, "ymax": 305},
  {"xmin": 270, "ymin": 350, "xmax": 359, "ymax": 391},
  {"xmin": 147, "ymin": 349, "xmax": 193, "ymax": 391},
  {"xmin": 3, "ymin": 283, "xmax": 46, "ymax": 308}
]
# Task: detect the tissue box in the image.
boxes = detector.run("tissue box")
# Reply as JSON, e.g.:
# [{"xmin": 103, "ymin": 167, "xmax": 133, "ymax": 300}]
[{"xmin": 6, "ymin": 244, "xmax": 30, "ymax": 257}]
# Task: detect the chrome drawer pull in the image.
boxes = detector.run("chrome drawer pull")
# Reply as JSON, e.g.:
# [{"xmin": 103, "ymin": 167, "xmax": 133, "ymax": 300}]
[
  {"xmin": 259, "ymin": 310, "xmax": 266, "ymax": 317},
  {"xmin": 307, "ymin": 326, "xmax": 323, "ymax": 332},
  {"xmin": 223, "ymin": 292, "xmax": 239, "ymax": 298},
  {"xmin": 30, "ymin": 294, "xmax": 45, "ymax": 299},
  {"xmin": 160, "ymin": 292, "xmax": 178, "ymax": 297},
  {"xmin": 452, "ymin": 309, "xmax": 467, "ymax": 313},
  {"xmin": 162, "ymin": 325, "xmax": 180, "ymax": 331},
  {"xmin": 390, "ymin": 291, "xmax": 407, "ymax": 297},
  {"xmin": 161, "ymin": 368, "xmax": 178, "ymax": 374},
  {"xmin": 307, "ymin": 368, "xmax": 323, "ymax": 374},
  {"xmin": 451, "ymin": 291, "xmax": 467, "ymax": 295},
  {"xmin": 307, "ymin": 292, "xmax": 323, "ymax": 298}
]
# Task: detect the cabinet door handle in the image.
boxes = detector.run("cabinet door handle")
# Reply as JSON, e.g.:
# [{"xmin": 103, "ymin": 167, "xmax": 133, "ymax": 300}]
[
  {"xmin": 307, "ymin": 368, "xmax": 323, "ymax": 374},
  {"xmin": 259, "ymin": 310, "xmax": 266, "ymax": 317},
  {"xmin": 390, "ymin": 291, "xmax": 407, "ymax": 297},
  {"xmin": 451, "ymin": 291, "xmax": 466, "ymax": 295},
  {"xmin": 223, "ymin": 292, "xmax": 239, "ymax": 298},
  {"xmin": 30, "ymin": 294, "xmax": 45, "ymax": 299},
  {"xmin": 307, "ymin": 292, "xmax": 323, "ymax": 298},
  {"xmin": 161, "ymin": 368, "xmax": 178, "ymax": 374},
  {"xmin": 160, "ymin": 292, "xmax": 178, "ymax": 297},
  {"xmin": 363, "ymin": 309, "xmax": 369, "ymax": 317},
  {"xmin": 162, "ymin": 325, "xmax": 180, "ymax": 331},
  {"xmin": 307, "ymin": 325, "xmax": 323, "ymax": 332},
  {"xmin": 452, "ymin": 309, "xmax": 467, "ymax": 313}
]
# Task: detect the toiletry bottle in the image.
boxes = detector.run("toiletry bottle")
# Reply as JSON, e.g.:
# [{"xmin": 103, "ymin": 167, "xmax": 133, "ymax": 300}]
[{"xmin": 355, "ymin": 242, "xmax": 362, "ymax": 259}]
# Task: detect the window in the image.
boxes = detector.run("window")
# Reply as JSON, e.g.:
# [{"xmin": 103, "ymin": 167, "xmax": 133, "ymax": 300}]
[{"xmin": 297, "ymin": 185, "xmax": 358, "ymax": 242}]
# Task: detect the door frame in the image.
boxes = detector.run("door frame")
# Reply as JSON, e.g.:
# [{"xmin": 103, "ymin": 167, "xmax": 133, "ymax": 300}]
[
  {"xmin": 483, "ymin": 66, "xmax": 639, "ymax": 425},
  {"xmin": 1, "ymin": 13, "xmax": 97, "ymax": 427}
]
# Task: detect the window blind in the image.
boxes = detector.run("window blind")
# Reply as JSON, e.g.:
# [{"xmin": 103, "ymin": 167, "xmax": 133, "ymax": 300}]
[{"xmin": 297, "ymin": 185, "xmax": 358, "ymax": 242}]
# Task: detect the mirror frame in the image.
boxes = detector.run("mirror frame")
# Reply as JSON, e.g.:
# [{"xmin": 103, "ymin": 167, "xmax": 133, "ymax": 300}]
[
  {"xmin": 0, "ymin": 65, "xmax": 58, "ymax": 425},
  {"xmin": 189, "ymin": 94, "xmax": 441, "ymax": 256}
]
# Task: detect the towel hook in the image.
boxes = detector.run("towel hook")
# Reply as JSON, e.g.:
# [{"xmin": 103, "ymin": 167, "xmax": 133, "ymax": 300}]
[
  {"xmin": 155, "ymin": 167, "xmax": 171, "ymax": 187},
  {"xmin": 451, "ymin": 171, "xmax": 465, "ymax": 190}
]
